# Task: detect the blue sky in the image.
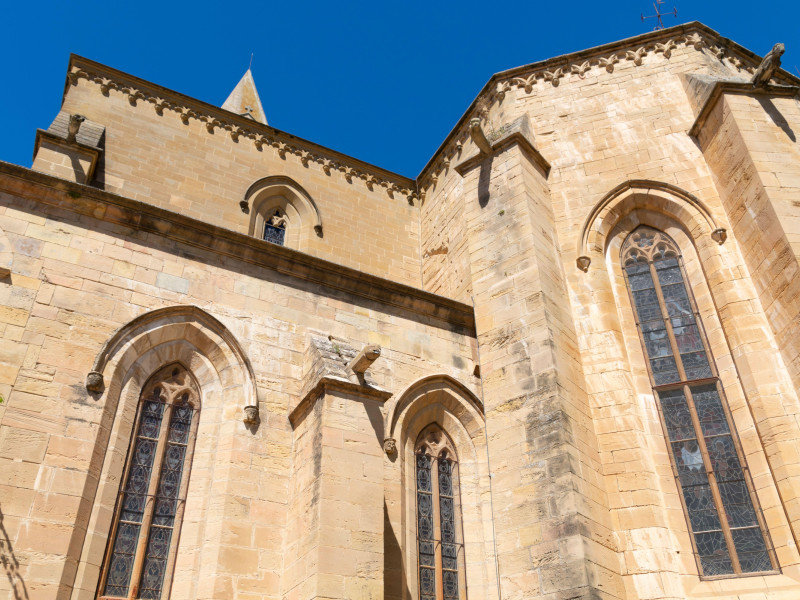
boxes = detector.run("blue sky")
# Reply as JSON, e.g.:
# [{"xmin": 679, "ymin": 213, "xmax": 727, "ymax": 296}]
[{"xmin": 3, "ymin": 1, "xmax": 797, "ymax": 177}]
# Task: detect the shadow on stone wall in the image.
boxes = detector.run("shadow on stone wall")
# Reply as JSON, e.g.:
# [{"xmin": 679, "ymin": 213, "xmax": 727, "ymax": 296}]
[{"xmin": 0, "ymin": 506, "xmax": 29, "ymax": 600}]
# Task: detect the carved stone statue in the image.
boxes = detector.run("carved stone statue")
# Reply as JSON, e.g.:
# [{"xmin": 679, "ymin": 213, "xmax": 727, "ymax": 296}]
[
  {"xmin": 383, "ymin": 438, "xmax": 397, "ymax": 456},
  {"xmin": 67, "ymin": 114, "xmax": 86, "ymax": 143},
  {"xmin": 751, "ymin": 43, "xmax": 785, "ymax": 88},
  {"xmin": 269, "ymin": 212, "xmax": 287, "ymax": 228}
]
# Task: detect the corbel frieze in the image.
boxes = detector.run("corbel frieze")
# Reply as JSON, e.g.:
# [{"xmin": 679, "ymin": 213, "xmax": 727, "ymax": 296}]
[
  {"xmin": 419, "ymin": 28, "xmax": 777, "ymax": 192},
  {"xmin": 67, "ymin": 66, "xmax": 418, "ymax": 203}
]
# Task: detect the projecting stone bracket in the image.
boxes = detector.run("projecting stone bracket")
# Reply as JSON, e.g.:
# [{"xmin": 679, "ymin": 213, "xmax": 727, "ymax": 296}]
[
  {"xmin": 455, "ymin": 114, "xmax": 550, "ymax": 177},
  {"xmin": 290, "ymin": 335, "xmax": 391, "ymax": 427},
  {"xmin": 32, "ymin": 111, "xmax": 106, "ymax": 185}
]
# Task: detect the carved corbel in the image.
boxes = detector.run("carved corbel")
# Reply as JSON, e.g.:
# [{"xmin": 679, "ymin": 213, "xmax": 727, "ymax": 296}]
[
  {"xmin": 599, "ymin": 54, "xmax": 619, "ymax": 73},
  {"xmin": 243, "ymin": 405, "xmax": 259, "ymax": 425},
  {"xmin": 571, "ymin": 61, "xmax": 591, "ymax": 78},
  {"xmin": 496, "ymin": 81, "xmax": 511, "ymax": 101},
  {"xmin": 383, "ymin": 438, "xmax": 397, "ymax": 456},
  {"xmin": 179, "ymin": 109, "xmax": 196, "ymax": 125},
  {"xmin": 86, "ymin": 371, "xmax": 104, "ymax": 393},
  {"xmin": 686, "ymin": 33, "xmax": 705, "ymax": 50},
  {"xmin": 626, "ymin": 47, "xmax": 646, "ymax": 66},
  {"xmin": 576, "ymin": 256, "xmax": 591, "ymax": 272},
  {"xmin": 513, "ymin": 74, "xmax": 537, "ymax": 94},
  {"xmin": 322, "ymin": 159, "xmax": 335, "ymax": 175},
  {"xmin": 711, "ymin": 228, "xmax": 727, "ymax": 244},
  {"xmin": 469, "ymin": 118, "xmax": 492, "ymax": 156},
  {"xmin": 152, "ymin": 98, "xmax": 170, "ymax": 115},
  {"xmin": 543, "ymin": 67, "xmax": 564, "ymax": 87},
  {"xmin": 655, "ymin": 40, "xmax": 677, "ymax": 59},
  {"xmin": 254, "ymin": 136, "xmax": 268, "ymax": 150},
  {"xmin": 127, "ymin": 90, "xmax": 145, "ymax": 106},
  {"xmin": 99, "ymin": 78, "xmax": 113, "ymax": 95},
  {"xmin": 300, "ymin": 150, "xmax": 312, "ymax": 167}
]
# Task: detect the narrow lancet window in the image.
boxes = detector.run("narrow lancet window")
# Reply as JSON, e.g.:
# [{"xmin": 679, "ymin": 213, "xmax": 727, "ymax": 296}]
[
  {"xmin": 99, "ymin": 364, "xmax": 200, "ymax": 599},
  {"xmin": 263, "ymin": 210, "xmax": 286, "ymax": 245},
  {"xmin": 621, "ymin": 226, "xmax": 775, "ymax": 577},
  {"xmin": 415, "ymin": 425, "xmax": 465, "ymax": 599}
]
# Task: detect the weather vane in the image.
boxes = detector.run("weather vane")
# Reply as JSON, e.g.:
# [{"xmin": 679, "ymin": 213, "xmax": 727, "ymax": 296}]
[{"xmin": 642, "ymin": 0, "xmax": 677, "ymax": 30}]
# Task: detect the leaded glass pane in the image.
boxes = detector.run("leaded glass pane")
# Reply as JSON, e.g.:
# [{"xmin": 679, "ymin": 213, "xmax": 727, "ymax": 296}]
[
  {"xmin": 658, "ymin": 389, "xmax": 694, "ymax": 441},
  {"xmin": 682, "ymin": 485, "xmax": 722, "ymax": 532},
  {"xmin": 732, "ymin": 528, "xmax": 771, "ymax": 573},
  {"xmin": 416, "ymin": 452, "xmax": 436, "ymax": 598},
  {"xmin": 718, "ymin": 481, "xmax": 758, "ymax": 528},
  {"xmin": 696, "ymin": 530, "xmax": 734, "ymax": 576},
  {"xmin": 443, "ymin": 568, "xmax": 459, "ymax": 599},
  {"xmin": 706, "ymin": 435, "xmax": 743, "ymax": 482},
  {"xmin": 691, "ymin": 385, "xmax": 729, "ymax": 437},
  {"xmin": 138, "ymin": 526, "xmax": 172, "ymax": 599},
  {"xmin": 672, "ymin": 440, "xmax": 707, "ymax": 486}
]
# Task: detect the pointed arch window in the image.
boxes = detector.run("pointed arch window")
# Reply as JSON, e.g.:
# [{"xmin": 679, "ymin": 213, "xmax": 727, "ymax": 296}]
[
  {"xmin": 415, "ymin": 424, "xmax": 466, "ymax": 600},
  {"xmin": 99, "ymin": 364, "xmax": 200, "ymax": 599},
  {"xmin": 621, "ymin": 226, "xmax": 776, "ymax": 578}
]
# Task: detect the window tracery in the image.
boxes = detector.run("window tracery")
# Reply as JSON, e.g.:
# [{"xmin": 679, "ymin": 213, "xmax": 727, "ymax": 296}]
[
  {"xmin": 415, "ymin": 424, "xmax": 464, "ymax": 600},
  {"xmin": 621, "ymin": 226, "xmax": 775, "ymax": 577},
  {"xmin": 99, "ymin": 363, "xmax": 200, "ymax": 599}
]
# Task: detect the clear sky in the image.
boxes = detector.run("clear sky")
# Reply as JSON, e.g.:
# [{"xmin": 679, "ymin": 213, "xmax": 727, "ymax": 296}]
[{"xmin": 2, "ymin": 0, "xmax": 798, "ymax": 177}]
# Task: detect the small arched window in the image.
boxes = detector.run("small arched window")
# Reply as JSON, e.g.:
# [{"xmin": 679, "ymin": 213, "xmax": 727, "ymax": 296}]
[
  {"xmin": 415, "ymin": 424, "xmax": 465, "ymax": 599},
  {"xmin": 98, "ymin": 364, "xmax": 200, "ymax": 599},
  {"xmin": 621, "ymin": 226, "xmax": 776, "ymax": 577}
]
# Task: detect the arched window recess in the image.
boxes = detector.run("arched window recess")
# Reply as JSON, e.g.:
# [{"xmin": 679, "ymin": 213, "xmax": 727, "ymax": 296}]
[
  {"xmin": 415, "ymin": 424, "xmax": 466, "ymax": 600},
  {"xmin": 98, "ymin": 363, "xmax": 200, "ymax": 600},
  {"xmin": 622, "ymin": 226, "xmax": 776, "ymax": 578},
  {"xmin": 240, "ymin": 175, "xmax": 323, "ymax": 250}
]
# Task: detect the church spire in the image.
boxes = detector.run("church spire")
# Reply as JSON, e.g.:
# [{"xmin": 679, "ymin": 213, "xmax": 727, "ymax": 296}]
[{"xmin": 221, "ymin": 69, "xmax": 267, "ymax": 125}]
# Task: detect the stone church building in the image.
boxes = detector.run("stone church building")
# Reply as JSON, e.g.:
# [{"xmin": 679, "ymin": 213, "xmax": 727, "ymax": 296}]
[{"xmin": 2, "ymin": 19, "xmax": 800, "ymax": 600}]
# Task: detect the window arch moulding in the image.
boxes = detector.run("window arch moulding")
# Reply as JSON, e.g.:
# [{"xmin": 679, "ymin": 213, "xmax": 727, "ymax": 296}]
[
  {"xmin": 239, "ymin": 175, "xmax": 323, "ymax": 250},
  {"xmin": 576, "ymin": 180, "xmax": 727, "ymax": 272},
  {"xmin": 384, "ymin": 374, "xmax": 484, "ymax": 454},
  {"xmin": 84, "ymin": 305, "xmax": 258, "ymax": 415}
]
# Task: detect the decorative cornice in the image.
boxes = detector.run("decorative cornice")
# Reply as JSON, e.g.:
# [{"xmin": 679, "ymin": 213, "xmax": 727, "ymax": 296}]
[
  {"xmin": 418, "ymin": 22, "xmax": 800, "ymax": 190},
  {"xmin": 66, "ymin": 56, "xmax": 419, "ymax": 204},
  {"xmin": 0, "ymin": 161, "xmax": 476, "ymax": 333}
]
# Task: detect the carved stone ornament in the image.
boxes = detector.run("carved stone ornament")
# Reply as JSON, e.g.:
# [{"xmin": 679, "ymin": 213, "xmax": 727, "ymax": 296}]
[
  {"xmin": 576, "ymin": 256, "xmax": 592, "ymax": 272},
  {"xmin": 243, "ymin": 405, "xmax": 259, "ymax": 424},
  {"xmin": 751, "ymin": 42, "xmax": 785, "ymax": 88},
  {"xmin": 711, "ymin": 228, "xmax": 727, "ymax": 245},
  {"xmin": 85, "ymin": 371, "xmax": 104, "ymax": 393},
  {"xmin": 383, "ymin": 437, "xmax": 397, "ymax": 455}
]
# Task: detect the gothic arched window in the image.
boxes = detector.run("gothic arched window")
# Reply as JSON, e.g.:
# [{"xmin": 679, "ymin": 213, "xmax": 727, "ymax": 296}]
[
  {"xmin": 621, "ymin": 226, "xmax": 776, "ymax": 577},
  {"xmin": 415, "ymin": 424, "xmax": 465, "ymax": 600},
  {"xmin": 99, "ymin": 364, "xmax": 200, "ymax": 599}
]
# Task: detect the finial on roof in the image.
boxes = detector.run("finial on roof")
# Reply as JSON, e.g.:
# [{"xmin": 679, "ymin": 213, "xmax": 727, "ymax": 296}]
[{"xmin": 221, "ymin": 69, "xmax": 267, "ymax": 125}]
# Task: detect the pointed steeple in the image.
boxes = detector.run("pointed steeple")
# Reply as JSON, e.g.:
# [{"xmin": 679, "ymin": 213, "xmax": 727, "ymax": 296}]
[{"xmin": 221, "ymin": 69, "xmax": 267, "ymax": 125}]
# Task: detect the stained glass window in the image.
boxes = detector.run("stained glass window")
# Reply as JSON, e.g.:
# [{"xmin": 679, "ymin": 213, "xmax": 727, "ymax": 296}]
[
  {"xmin": 415, "ymin": 424, "xmax": 465, "ymax": 600},
  {"xmin": 263, "ymin": 210, "xmax": 286, "ymax": 245},
  {"xmin": 100, "ymin": 365, "xmax": 199, "ymax": 599},
  {"xmin": 621, "ymin": 226, "xmax": 775, "ymax": 578}
]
